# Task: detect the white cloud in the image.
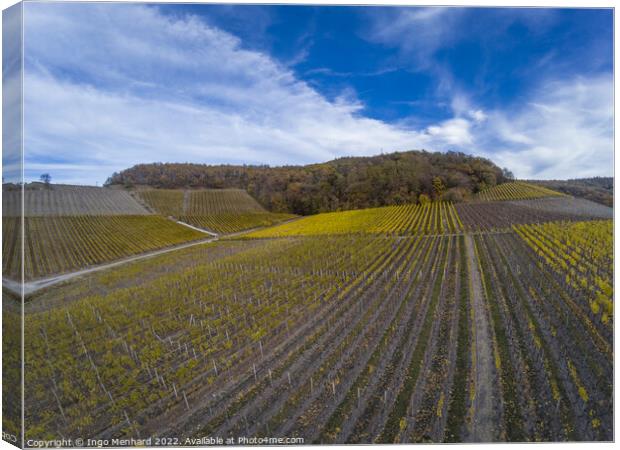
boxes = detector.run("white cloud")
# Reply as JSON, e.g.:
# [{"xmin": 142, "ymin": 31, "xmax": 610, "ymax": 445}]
[
  {"xmin": 468, "ymin": 109, "xmax": 487, "ymax": 123},
  {"xmin": 20, "ymin": 3, "xmax": 613, "ymax": 185},
  {"xmin": 3, "ymin": 3, "xmax": 23, "ymax": 183},
  {"xmin": 366, "ymin": 7, "xmax": 463, "ymax": 71},
  {"xmin": 22, "ymin": 3, "xmax": 438, "ymax": 184},
  {"xmin": 426, "ymin": 118, "xmax": 473, "ymax": 145},
  {"xmin": 475, "ymin": 75, "xmax": 613, "ymax": 179}
]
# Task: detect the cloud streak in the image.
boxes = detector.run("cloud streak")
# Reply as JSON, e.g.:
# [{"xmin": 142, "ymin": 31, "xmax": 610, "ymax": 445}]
[
  {"xmin": 21, "ymin": 4, "xmax": 613, "ymax": 184},
  {"xmin": 483, "ymin": 75, "xmax": 613, "ymax": 179}
]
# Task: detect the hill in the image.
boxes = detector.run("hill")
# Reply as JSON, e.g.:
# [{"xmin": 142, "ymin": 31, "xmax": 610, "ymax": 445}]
[
  {"xmin": 474, "ymin": 181, "xmax": 566, "ymax": 202},
  {"xmin": 106, "ymin": 150, "xmax": 510, "ymax": 215},
  {"xmin": 2, "ymin": 184, "xmax": 206, "ymax": 280},
  {"xmin": 528, "ymin": 177, "xmax": 613, "ymax": 207},
  {"xmin": 134, "ymin": 188, "xmax": 296, "ymax": 233},
  {"xmin": 3, "ymin": 183, "xmax": 150, "ymax": 216}
]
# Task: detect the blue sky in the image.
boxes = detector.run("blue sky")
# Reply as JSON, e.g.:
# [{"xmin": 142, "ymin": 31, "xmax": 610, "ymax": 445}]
[{"xmin": 15, "ymin": 3, "xmax": 614, "ymax": 185}]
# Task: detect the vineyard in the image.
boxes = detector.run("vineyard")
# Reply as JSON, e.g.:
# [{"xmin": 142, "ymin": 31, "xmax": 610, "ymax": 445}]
[
  {"xmin": 4, "ymin": 179, "xmax": 613, "ymax": 444},
  {"xmin": 135, "ymin": 189, "xmax": 184, "ymax": 216},
  {"xmin": 515, "ymin": 220, "xmax": 613, "ymax": 325},
  {"xmin": 246, "ymin": 202, "xmax": 463, "ymax": 237},
  {"xmin": 178, "ymin": 213, "xmax": 296, "ymax": 234},
  {"xmin": 455, "ymin": 197, "xmax": 612, "ymax": 231},
  {"xmin": 2, "ymin": 216, "xmax": 205, "ymax": 280},
  {"xmin": 135, "ymin": 189, "xmax": 295, "ymax": 234},
  {"xmin": 475, "ymin": 182, "xmax": 566, "ymax": 202},
  {"xmin": 18, "ymin": 217, "xmax": 613, "ymax": 443},
  {"xmin": 4, "ymin": 186, "xmax": 150, "ymax": 216}
]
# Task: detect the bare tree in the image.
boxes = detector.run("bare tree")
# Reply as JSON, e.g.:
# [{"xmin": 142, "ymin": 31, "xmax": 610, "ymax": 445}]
[{"xmin": 40, "ymin": 173, "xmax": 52, "ymax": 188}]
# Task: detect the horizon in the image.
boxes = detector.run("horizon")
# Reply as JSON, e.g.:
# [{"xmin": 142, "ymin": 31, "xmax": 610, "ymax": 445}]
[{"xmin": 4, "ymin": 3, "xmax": 614, "ymax": 185}]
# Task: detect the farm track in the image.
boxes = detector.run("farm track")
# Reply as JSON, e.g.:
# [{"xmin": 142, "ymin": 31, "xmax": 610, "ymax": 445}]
[
  {"xmin": 174, "ymin": 219, "xmax": 219, "ymax": 236},
  {"xmin": 3, "ymin": 218, "xmax": 303, "ymax": 296},
  {"xmin": 2, "ymin": 236, "xmax": 218, "ymax": 296},
  {"xmin": 464, "ymin": 235, "xmax": 495, "ymax": 442}
]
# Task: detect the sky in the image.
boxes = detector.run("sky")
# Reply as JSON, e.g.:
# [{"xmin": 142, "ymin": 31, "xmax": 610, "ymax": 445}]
[{"xmin": 8, "ymin": 3, "xmax": 614, "ymax": 185}]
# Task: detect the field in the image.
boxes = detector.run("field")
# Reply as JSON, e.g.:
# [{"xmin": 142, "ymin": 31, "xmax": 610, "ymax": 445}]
[
  {"xmin": 4, "ymin": 180, "xmax": 613, "ymax": 444},
  {"xmin": 136, "ymin": 189, "xmax": 296, "ymax": 234},
  {"xmin": 135, "ymin": 190, "xmax": 184, "ymax": 216},
  {"xmin": 177, "ymin": 213, "xmax": 296, "ymax": 234},
  {"xmin": 2, "ymin": 185, "xmax": 209, "ymax": 281},
  {"xmin": 246, "ymin": 202, "xmax": 462, "ymax": 237},
  {"xmin": 4, "ymin": 186, "xmax": 150, "ymax": 216},
  {"xmin": 475, "ymin": 182, "xmax": 567, "ymax": 202},
  {"xmin": 2, "ymin": 216, "xmax": 206, "ymax": 280},
  {"xmin": 455, "ymin": 197, "xmax": 613, "ymax": 231}
]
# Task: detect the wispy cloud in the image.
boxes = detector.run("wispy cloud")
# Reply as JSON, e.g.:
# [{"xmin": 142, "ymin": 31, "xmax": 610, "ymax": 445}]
[
  {"xmin": 482, "ymin": 75, "xmax": 613, "ymax": 179},
  {"xmin": 21, "ymin": 4, "xmax": 612, "ymax": 184},
  {"xmin": 3, "ymin": 3, "xmax": 23, "ymax": 183},
  {"xmin": 23, "ymin": 4, "xmax": 433, "ymax": 184},
  {"xmin": 366, "ymin": 7, "xmax": 464, "ymax": 72}
]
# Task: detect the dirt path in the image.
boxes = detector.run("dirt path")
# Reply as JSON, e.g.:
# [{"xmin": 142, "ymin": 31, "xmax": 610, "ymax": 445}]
[
  {"xmin": 3, "ymin": 237, "xmax": 218, "ymax": 296},
  {"xmin": 2, "ymin": 216, "xmax": 298, "ymax": 297},
  {"xmin": 174, "ymin": 219, "xmax": 218, "ymax": 236},
  {"xmin": 464, "ymin": 235, "xmax": 495, "ymax": 442}
]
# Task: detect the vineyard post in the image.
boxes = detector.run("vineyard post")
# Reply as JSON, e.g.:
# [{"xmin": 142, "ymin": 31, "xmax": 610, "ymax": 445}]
[
  {"xmin": 183, "ymin": 391, "xmax": 190, "ymax": 410},
  {"xmin": 52, "ymin": 388, "xmax": 67, "ymax": 423}
]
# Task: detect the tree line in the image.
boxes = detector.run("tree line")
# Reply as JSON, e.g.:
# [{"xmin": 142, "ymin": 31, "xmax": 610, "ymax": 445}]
[{"xmin": 106, "ymin": 150, "xmax": 512, "ymax": 215}]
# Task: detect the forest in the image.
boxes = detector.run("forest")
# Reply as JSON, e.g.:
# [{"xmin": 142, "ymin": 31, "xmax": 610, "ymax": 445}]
[{"xmin": 105, "ymin": 151, "xmax": 511, "ymax": 215}]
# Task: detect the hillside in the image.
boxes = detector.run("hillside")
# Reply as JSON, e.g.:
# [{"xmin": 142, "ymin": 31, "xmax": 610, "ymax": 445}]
[
  {"xmin": 106, "ymin": 150, "xmax": 510, "ymax": 215},
  {"xmin": 135, "ymin": 188, "xmax": 296, "ymax": 233},
  {"xmin": 2, "ymin": 184, "xmax": 206, "ymax": 280},
  {"xmin": 474, "ymin": 181, "xmax": 567, "ymax": 202},
  {"xmin": 528, "ymin": 177, "xmax": 613, "ymax": 207},
  {"xmin": 4, "ymin": 184, "xmax": 150, "ymax": 216}
]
